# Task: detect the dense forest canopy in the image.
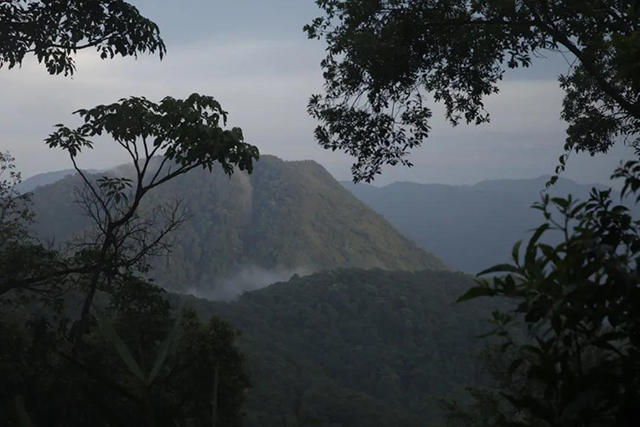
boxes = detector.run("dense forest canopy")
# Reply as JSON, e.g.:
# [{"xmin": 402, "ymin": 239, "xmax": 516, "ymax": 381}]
[{"xmin": 178, "ymin": 268, "xmax": 503, "ymax": 427}]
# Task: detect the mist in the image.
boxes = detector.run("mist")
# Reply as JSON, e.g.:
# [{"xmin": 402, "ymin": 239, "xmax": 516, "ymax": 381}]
[{"xmin": 187, "ymin": 266, "xmax": 315, "ymax": 302}]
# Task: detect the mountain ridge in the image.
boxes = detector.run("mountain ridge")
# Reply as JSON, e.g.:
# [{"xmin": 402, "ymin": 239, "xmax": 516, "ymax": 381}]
[
  {"xmin": 29, "ymin": 155, "xmax": 446, "ymax": 294},
  {"xmin": 342, "ymin": 175, "xmax": 635, "ymax": 273},
  {"xmin": 342, "ymin": 174, "xmax": 610, "ymax": 192},
  {"xmin": 16, "ymin": 169, "xmax": 99, "ymax": 193}
]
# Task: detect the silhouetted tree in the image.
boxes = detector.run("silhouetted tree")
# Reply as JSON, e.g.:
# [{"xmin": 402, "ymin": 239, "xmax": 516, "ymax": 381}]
[
  {"xmin": 0, "ymin": 2, "xmax": 259, "ymax": 424},
  {"xmin": 457, "ymin": 160, "xmax": 640, "ymax": 426},
  {"xmin": 306, "ymin": 0, "xmax": 640, "ymax": 181},
  {"xmin": 44, "ymin": 94, "xmax": 259, "ymax": 349},
  {"xmin": 0, "ymin": 0, "xmax": 165, "ymax": 75},
  {"xmin": 0, "ymin": 152, "xmax": 63, "ymax": 299}
]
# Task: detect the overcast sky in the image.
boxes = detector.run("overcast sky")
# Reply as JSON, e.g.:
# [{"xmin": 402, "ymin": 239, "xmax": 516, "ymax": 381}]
[{"xmin": 2, "ymin": 0, "xmax": 636, "ymax": 186}]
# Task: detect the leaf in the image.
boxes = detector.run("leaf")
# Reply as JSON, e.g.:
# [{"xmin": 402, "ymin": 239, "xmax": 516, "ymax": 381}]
[
  {"xmin": 57, "ymin": 351, "xmax": 145, "ymax": 405},
  {"xmin": 502, "ymin": 393, "xmax": 554, "ymax": 422},
  {"xmin": 14, "ymin": 395, "xmax": 33, "ymax": 427},
  {"xmin": 537, "ymin": 243, "xmax": 559, "ymax": 262},
  {"xmin": 525, "ymin": 224, "xmax": 549, "ymax": 266},
  {"xmin": 508, "ymin": 358, "xmax": 523, "ymax": 376},
  {"xmin": 500, "ymin": 341, "xmax": 513, "ymax": 352},
  {"xmin": 456, "ymin": 286, "xmax": 497, "ymax": 303},
  {"xmin": 477, "ymin": 264, "xmax": 520, "ymax": 277},
  {"xmin": 148, "ymin": 311, "xmax": 183, "ymax": 385},
  {"xmin": 477, "ymin": 328, "xmax": 499, "ymax": 339},
  {"xmin": 569, "ymin": 202, "xmax": 587, "ymax": 217},
  {"xmin": 520, "ymin": 344, "xmax": 544, "ymax": 360},
  {"xmin": 93, "ymin": 306, "xmax": 146, "ymax": 384},
  {"xmin": 511, "ymin": 240, "xmax": 522, "ymax": 264},
  {"xmin": 551, "ymin": 197, "xmax": 569, "ymax": 210}
]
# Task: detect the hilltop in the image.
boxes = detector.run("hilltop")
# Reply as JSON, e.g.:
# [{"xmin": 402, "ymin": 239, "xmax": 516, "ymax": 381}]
[{"xmin": 29, "ymin": 155, "xmax": 445, "ymax": 294}]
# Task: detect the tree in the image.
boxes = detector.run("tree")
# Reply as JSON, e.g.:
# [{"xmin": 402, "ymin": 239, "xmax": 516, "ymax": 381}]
[
  {"xmin": 1, "ymin": 277, "xmax": 251, "ymax": 427},
  {"xmin": 0, "ymin": 152, "xmax": 63, "ymax": 299},
  {"xmin": 305, "ymin": 0, "xmax": 640, "ymax": 182},
  {"xmin": 456, "ymin": 160, "xmax": 640, "ymax": 426},
  {"xmin": 0, "ymin": 152, "xmax": 31, "ymax": 241},
  {"xmin": 0, "ymin": 93, "xmax": 259, "ymax": 424},
  {"xmin": 44, "ymin": 94, "xmax": 258, "ymax": 347},
  {"xmin": 88, "ymin": 284, "xmax": 251, "ymax": 427},
  {"xmin": 0, "ymin": 2, "xmax": 258, "ymax": 425},
  {"xmin": 305, "ymin": 3, "xmax": 640, "ymax": 423},
  {"xmin": 0, "ymin": 0, "xmax": 165, "ymax": 76}
]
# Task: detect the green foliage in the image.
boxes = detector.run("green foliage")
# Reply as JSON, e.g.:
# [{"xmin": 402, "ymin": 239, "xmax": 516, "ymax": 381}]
[
  {"xmin": 96, "ymin": 176, "xmax": 133, "ymax": 205},
  {"xmin": 46, "ymin": 94, "xmax": 258, "ymax": 174},
  {"xmin": 440, "ymin": 388, "xmax": 510, "ymax": 427},
  {"xmin": 0, "ymin": 279, "xmax": 250, "ymax": 426},
  {"xmin": 459, "ymin": 160, "xmax": 640, "ymax": 426},
  {"xmin": 4, "ymin": 94, "xmax": 260, "ymax": 301},
  {"xmin": 0, "ymin": 152, "xmax": 63, "ymax": 298},
  {"xmin": 35, "ymin": 93, "xmax": 259, "ymax": 364},
  {"xmin": 0, "ymin": 0, "xmax": 165, "ymax": 75},
  {"xmin": 1, "ymin": 84, "xmax": 258, "ymax": 427},
  {"xmin": 2, "ymin": 3, "xmax": 253, "ymax": 426},
  {"xmin": 0, "ymin": 152, "xmax": 32, "ymax": 240},
  {"xmin": 94, "ymin": 304, "xmax": 153, "ymax": 384},
  {"xmin": 180, "ymin": 268, "xmax": 504, "ymax": 427},
  {"xmin": 306, "ymin": 0, "xmax": 640, "ymax": 181}
]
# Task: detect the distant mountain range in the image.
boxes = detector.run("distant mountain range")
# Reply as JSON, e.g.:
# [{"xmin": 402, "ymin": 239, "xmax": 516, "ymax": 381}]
[
  {"xmin": 28, "ymin": 156, "xmax": 445, "ymax": 294},
  {"xmin": 16, "ymin": 169, "xmax": 99, "ymax": 193},
  {"xmin": 342, "ymin": 176, "xmax": 635, "ymax": 273},
  {"xmin": 24, "ymin": 159, "xmax": 635, "ymax": 278}
]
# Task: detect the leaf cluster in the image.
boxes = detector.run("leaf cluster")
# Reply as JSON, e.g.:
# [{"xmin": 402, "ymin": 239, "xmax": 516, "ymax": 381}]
[
  {"xmin": 457, "ymin": 160, "xmax": 640, "ymax": 426},
  {"xmin": 0, "ymin": 0, "xmax": 165, "ymax": 75},
  {"xmin": 307, "ymin": 0, "xmax": 640, "ymax": 182},
  {"xmin": 46, "ymin": 94, "xmax": 259, "ymax": 175}
]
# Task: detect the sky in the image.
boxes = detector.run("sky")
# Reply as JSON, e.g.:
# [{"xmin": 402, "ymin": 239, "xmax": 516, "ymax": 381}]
[{"xmin": 1, "ymin": 0, "xmax": 636, "ymax": 187}]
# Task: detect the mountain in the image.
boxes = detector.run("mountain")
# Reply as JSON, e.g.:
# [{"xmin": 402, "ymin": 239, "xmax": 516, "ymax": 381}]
[
  {"xmin": 177, "ymin": 268, "xmax": 500, "ymax": 427},
  {"xmin": 16, "ymin": 169, "xmax": 98, "ymax": 193},
  {"xmin": 342, "ymin": 176, "xmax": 633, "ymax": 274},
  {"xmin": 29, "ymin": 155, "xmax": 446, "ymax": 293}
]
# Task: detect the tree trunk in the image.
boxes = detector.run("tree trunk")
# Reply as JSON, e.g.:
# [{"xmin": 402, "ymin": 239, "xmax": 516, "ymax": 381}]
[{"xmin": 212, "ymin": 360, "xmax": 220, "ymax": 427}]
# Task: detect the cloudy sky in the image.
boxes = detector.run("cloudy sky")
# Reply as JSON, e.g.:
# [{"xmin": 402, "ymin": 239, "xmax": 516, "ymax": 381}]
[{"xmin": 2, "ymin": 0, "xmax": 636, "ymax": 186}]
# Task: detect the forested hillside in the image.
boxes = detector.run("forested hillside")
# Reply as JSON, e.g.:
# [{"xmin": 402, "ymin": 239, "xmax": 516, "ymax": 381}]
[
  {"xmin": 29, "ymin": 156, "xmax": 445, "ymax": 293},
  {"xmin": 178, "ymin": 268, "xmax": 501, "ymax": 427},
  {"xmin": 15, "ymin": 169, "xmax": 98, "ymax": 193},
  {"xmin": 343, "ymin": 177, "xmax": 633, "ymax": 273}
]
